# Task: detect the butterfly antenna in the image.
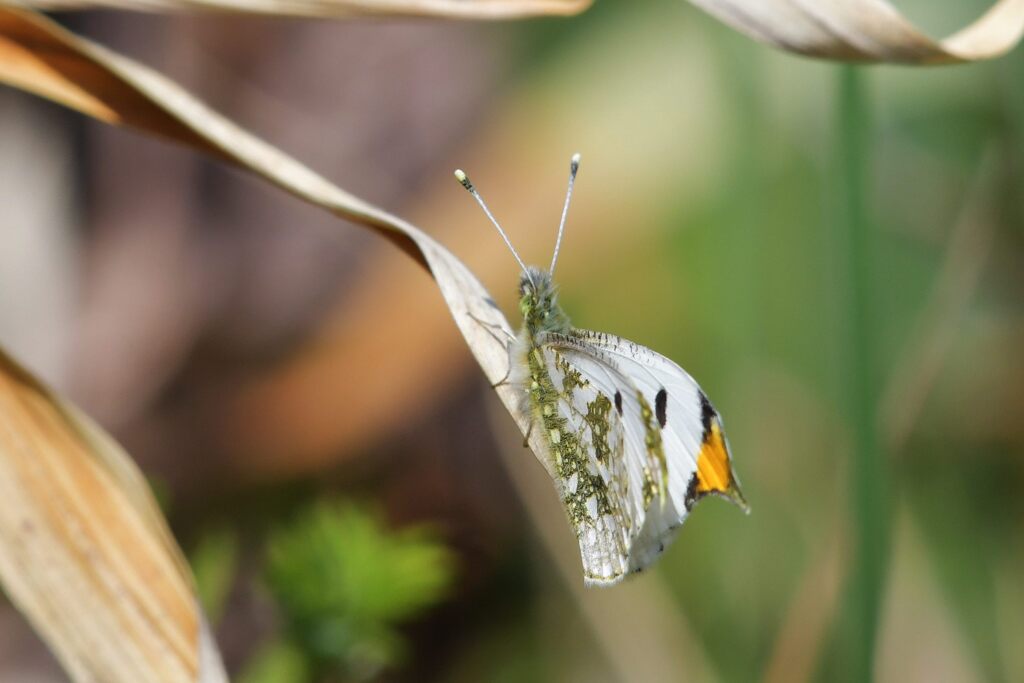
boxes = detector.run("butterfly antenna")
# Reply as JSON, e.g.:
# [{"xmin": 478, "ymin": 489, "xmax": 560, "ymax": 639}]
[
  {"xmin": 454, "ymin": 168, "xmax": 533, "ymax": 285},
  {"xmin": 549, "ymin": 152, "xmax": 580, "ymax": 277}
]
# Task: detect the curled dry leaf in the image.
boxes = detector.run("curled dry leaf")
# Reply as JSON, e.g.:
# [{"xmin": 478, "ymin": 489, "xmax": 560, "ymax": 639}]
[
  {"xmin": 8, "ymin": 0, "xmax": 1021, "ymax": 63},
  {"xmin": 688, "ymin": 0, "xmax": 1024, "ymax": 63},
  {"xmin": 0, "ymin": 8, "xmax": 522, "ymax": 415},
  {"xmin": 0, "ymin": 348, "xmax": 227, "ymax": 683},
  {"xmin": 0, "ymin": 6, "xmax": 536, "ymax": 671},
  {"xmin": 16, "ymin": 0, "xmax": 590, "ymax": 19}
]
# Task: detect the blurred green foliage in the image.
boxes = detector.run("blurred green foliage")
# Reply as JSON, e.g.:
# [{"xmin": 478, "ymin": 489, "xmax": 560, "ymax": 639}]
[
  {"xmin": 242, "ymin": 502, "xmax": 454, "ymax": 683},
  {"xmin": 241, "ymin": 641, "xmax": 311, "ymax": 683},
  {"xmin": 191, "ymin": 527, "xmax": 240, "ymax": 626}
]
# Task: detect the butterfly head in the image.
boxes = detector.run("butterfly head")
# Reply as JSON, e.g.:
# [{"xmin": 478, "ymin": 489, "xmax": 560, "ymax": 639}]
[
  {"xmin": 519, "ymin": 267, "xmax": 570, "ymax": 334},
  {"xmin": 454, "ymin": 153, "xmax": 580, "ymax": 336}
]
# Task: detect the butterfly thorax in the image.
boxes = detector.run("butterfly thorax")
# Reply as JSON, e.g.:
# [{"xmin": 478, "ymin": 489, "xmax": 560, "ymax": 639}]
[{"xmin": 519, "ymin": 267, "xmax": 571, "ymax": 338}]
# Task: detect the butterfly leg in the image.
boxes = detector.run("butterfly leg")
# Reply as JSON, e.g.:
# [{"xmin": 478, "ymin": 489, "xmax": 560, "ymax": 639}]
[
  {"xmin": 522, "ymin": 418, "xmax": 534, "ymax": 448},
  {"xmin": 489, "ymin": 341, "xmax": 516, "ymax": 389},
  {"xmin": 467, "ymin": 310, "xmax": 515, "ymax": 344}
]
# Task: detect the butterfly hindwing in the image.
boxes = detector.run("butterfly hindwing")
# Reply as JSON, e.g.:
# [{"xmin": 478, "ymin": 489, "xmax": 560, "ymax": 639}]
[{"xmin": 519, "ymin": 339, "xmax": 642, "ymax": 584}]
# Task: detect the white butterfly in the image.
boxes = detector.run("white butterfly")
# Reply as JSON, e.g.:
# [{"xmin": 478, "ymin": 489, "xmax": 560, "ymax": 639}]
[{"xmin": 455, "ymin": 154, "xmax": 748, "ymax": 586}]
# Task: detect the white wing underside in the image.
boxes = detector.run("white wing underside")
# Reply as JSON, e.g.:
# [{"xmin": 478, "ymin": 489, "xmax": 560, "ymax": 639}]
[{"xmin": 529, "ymin": 329, "xmax": 718, "ymax": 585}]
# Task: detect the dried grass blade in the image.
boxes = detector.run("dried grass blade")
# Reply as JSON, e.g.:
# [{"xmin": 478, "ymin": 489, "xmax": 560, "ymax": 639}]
[
  {"xmin": 686, "ymin": 0, "xmax": 1024, "ymax": 63},
  {"xmin": 0, "ymin": 8, "xmax": 518, "ymax": 398},
  {"xmin": 0, "ymin": 348, "xmax": 228, "ymax": 683},
  {"xmin": 13, "ymin": 0, "xmax": 591, "ymax": 19}
]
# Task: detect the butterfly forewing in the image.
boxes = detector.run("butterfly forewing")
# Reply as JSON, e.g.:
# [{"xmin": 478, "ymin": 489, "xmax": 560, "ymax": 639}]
[{"xmin": 538, "ymin": 329, "xmax": 747, "ymax": 578}]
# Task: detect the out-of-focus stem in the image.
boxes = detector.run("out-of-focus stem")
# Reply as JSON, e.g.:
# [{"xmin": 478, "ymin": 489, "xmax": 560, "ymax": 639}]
[{"xmin": 835, "ymin": 65, "xmax": 888, "ymax": 683}]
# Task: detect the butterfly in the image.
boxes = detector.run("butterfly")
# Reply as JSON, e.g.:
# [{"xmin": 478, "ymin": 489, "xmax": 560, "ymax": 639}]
[{"xmin": 455, "ymin": 154, "xmax": 748, "ymax": 586}]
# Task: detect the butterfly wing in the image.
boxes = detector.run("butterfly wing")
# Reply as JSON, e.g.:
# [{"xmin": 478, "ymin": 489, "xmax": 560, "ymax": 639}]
[
  {"xmin": 539, "ymin": 330, "xmax": 748, "ymax": 578},
  {"xmin": 521, "ymin": 340, "xmax": 653, "ymax": 585}
]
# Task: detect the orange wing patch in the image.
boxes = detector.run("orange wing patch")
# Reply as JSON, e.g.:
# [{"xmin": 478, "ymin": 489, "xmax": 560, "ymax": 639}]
[{"xmin": 690, "ymin": 421, "xmax": 749, "ymax": 512}]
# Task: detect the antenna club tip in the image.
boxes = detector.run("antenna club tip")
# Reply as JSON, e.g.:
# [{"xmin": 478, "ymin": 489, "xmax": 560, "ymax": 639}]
[
  {"xmin": 453, "ymin": 169, "xmax": 473, "ymax": 191},
  {"xmin": 570, "ymin": 152, "xmax": 581, "ymax": 174}
]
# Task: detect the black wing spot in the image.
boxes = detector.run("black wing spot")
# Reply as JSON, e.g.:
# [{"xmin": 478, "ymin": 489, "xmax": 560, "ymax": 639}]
[
  {"xmin": 685, "ymin": 471, "xmax": 701, "ymax": 511},
  {"xmin": 614, "ymin": 390, "xmax": 623, "ymax": 415},
  {"xmin": 655, "ymin": 388, "xmax": 668, "ymax": 429},
  {"xmin": 698, "ymin": 390, "xmax": 716, "ymax": 440}
]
